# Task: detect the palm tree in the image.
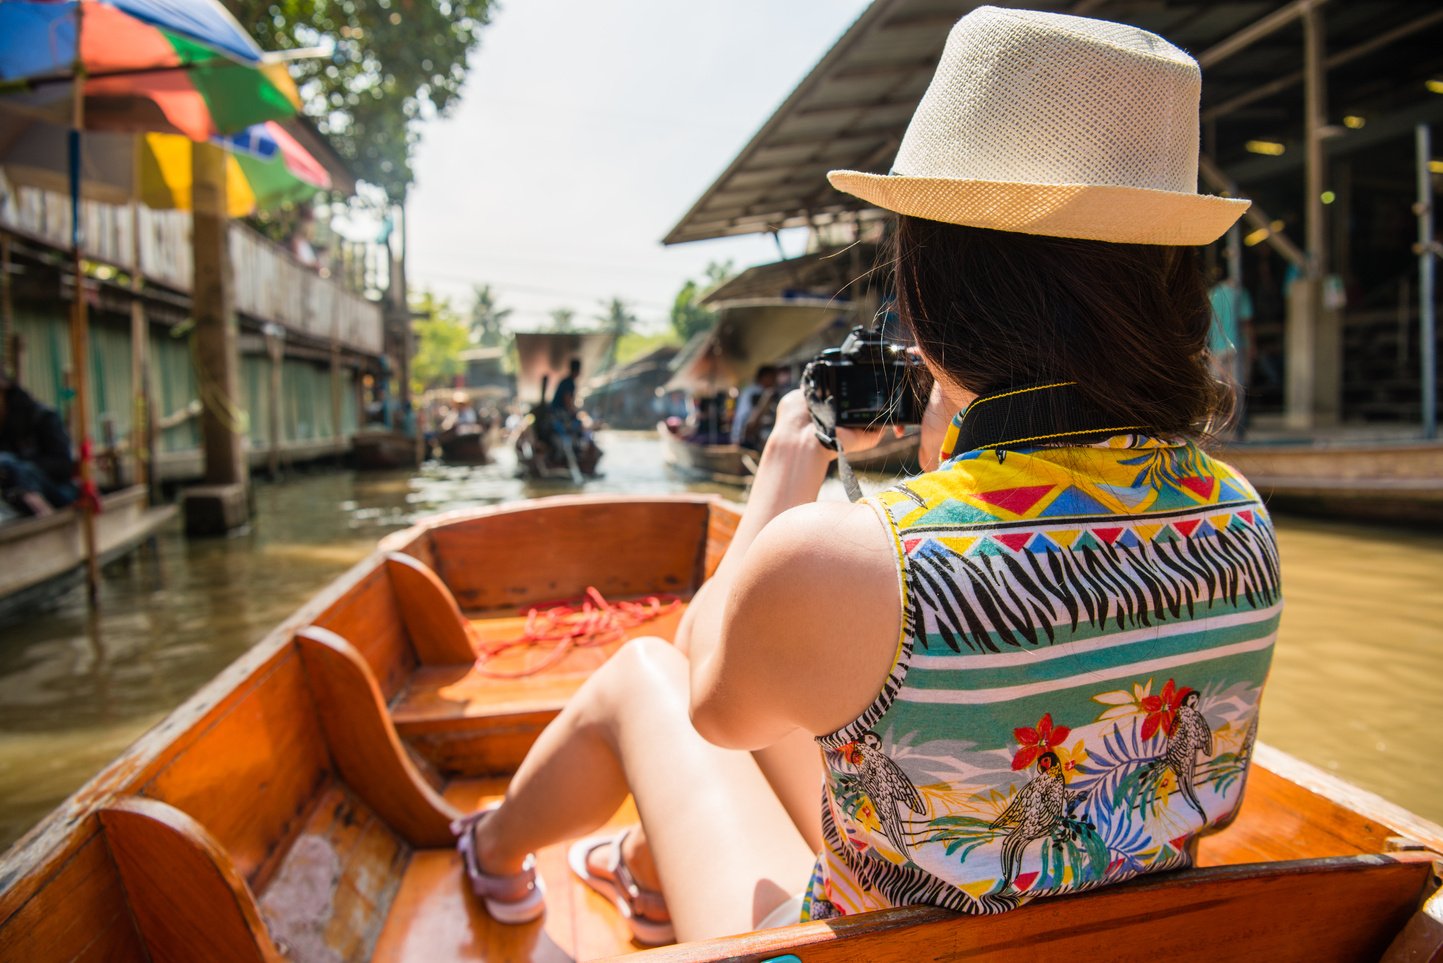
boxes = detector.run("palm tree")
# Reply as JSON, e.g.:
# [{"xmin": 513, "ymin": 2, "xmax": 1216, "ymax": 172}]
[
  {"xmin": 596, "ymin": 296, "xmax": 637, "ymax": 370},
  {"xmin": 469, "ymin": 283, "xmax": 512, "ymax": 347},
  {"xmin": 548, "ymin": 307, "xmax": 578, "ymax": 332}
]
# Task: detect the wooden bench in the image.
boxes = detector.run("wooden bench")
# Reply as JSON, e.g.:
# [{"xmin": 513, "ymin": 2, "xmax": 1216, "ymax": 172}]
[{"xmin": 309, "ymin": 498, "xmax": 726, "ymax": 779}]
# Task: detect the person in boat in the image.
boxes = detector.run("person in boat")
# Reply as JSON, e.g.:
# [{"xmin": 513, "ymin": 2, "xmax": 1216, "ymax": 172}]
[
  {"xmin": 452, "ymin": 6, "xmax": 1280, "ymax": 944},
  {"xmin": 683, "ymin": 394, "xmax": 729, "ymax": 446},
  {"xmin": 551, "ymin": 358, "xmax": 582, "ymax": 424},
  {"xmin": 730, "ymin": 365, "xmax": 780, "ymax": 451},
  {"xmin": 0, "ymin": 374, "xmax": 77, "ymax": 517},
  {"xmin": 1207, "ymin": 264, "xmax": 1254, "ymax": 434},
  {"xmin": 546, "ymin": 357, "xmax": 588, "ymax": 447}
]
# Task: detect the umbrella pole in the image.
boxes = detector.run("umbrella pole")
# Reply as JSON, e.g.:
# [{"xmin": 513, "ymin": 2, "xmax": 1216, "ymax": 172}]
[
  {"xmin": 128, "ymin": 140, "xmax": 155, "ymax": 500},
  {"xmin": 70, "ymin": 66, "xmax": 100, "ymax": 606}
]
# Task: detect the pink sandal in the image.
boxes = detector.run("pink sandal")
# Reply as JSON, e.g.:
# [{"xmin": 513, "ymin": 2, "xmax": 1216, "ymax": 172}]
[
  {"xmin": 452, "ymin": 803, "xmax": 546, "ymax": 924},
  {"xmin": 567, "ymin": 829, "xmax": 674, "ymax": 945}
]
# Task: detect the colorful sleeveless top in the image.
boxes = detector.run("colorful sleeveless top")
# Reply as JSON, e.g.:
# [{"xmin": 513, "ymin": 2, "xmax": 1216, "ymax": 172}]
[{"xmin": 802, "ymin": 412, "xmax": 1281, "ymax": 920}]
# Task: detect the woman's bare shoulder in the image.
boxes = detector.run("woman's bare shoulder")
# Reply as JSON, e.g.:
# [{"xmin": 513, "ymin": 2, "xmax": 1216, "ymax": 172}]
[{"xmin": 722, "ymin": 499, "xmax": 903, "ymax": 736}]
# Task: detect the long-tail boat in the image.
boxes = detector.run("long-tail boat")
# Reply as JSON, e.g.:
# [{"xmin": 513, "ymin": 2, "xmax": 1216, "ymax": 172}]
[
  {"xmin": 2, "ymin": 494, "xmax": 1440, "ymax": 962},
  {"xmin": 660, "ymin": 299, "xmax": 857, "ymax": 485}
]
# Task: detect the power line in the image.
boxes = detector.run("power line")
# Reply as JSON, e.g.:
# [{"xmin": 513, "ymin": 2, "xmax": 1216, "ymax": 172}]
[{"xmin": 410, "ymin": 267, "xmax": 675, "ymax": 312}]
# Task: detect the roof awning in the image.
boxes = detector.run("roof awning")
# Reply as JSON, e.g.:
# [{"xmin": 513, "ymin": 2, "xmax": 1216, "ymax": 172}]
[
  {"xmin": 512, "ymin": 332, "xmax": 615, "ymax": 406},
  {"xmin": 665, "ymin": 298, "xmax": 858, "ymax": 394},
  {"xmin": 664, "ymin": 0, "xmax": 1443, "ymax": 247}
]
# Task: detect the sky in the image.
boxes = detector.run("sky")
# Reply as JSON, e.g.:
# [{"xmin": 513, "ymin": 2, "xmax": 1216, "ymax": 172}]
[{"xmin": 405, "ymin": 0, "xmax": 872, "ymax": 334}]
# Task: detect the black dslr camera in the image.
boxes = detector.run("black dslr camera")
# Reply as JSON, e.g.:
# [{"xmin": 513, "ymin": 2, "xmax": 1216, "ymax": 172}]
[{"xmin": 802, "ymin": 326, "xmax": 927, "ymax": 432}]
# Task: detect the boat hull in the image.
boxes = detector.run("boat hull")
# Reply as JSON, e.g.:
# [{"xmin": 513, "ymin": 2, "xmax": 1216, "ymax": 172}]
[
  {"xmin": 438, "ymin": 427, "xmax": 489, "ymax": 465},
  {"xmin": 657, "ymin": 421, "xmax": 752, "ymax": 485},
  {"xmin": 352, "ymin": 428, "xmax": 422, "ymax": 470},
  {"xmin": 847, "ymin": 426, "xmax": 921, "ymax": 475}
]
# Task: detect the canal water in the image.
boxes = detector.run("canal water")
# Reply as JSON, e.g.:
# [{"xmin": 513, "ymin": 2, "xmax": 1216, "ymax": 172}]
[{"xmin": 1, "ymin": 430, "xmax": 1440, "ymax": 850}]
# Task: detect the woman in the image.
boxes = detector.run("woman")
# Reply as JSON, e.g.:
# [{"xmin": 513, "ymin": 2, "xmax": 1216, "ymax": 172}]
[{"xmin": 454, "ymin": 5, "xmax": 1281, "ymax": 943}]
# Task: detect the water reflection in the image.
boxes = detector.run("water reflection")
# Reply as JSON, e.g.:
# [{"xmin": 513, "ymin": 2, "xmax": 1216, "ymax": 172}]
[{"xmin": 0, "ymin": 430, "xmax": 1439, "ymax": 849}]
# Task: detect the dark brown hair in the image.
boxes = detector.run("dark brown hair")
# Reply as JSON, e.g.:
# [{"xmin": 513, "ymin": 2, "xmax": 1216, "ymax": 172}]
[{"xmin": 889, "ymin": 216, "xmax": 1230, "ymax": 438}]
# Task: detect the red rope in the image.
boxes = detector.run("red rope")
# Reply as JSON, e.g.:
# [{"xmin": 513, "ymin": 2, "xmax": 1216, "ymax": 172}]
[{"xmin": 473, "ymin": 586, "xmax": 681, "ymax": 679}]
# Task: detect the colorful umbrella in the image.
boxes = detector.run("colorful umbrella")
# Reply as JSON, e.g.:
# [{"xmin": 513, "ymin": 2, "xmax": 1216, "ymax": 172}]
[
  {"xmin": 0, "ymin": 0, "xmax": 305, "ymax": 602},
  {"xmin": 0, "ymin": 117, "xmax": 332, "ymax": 217},
  {"xmin": 0, "ymin": 0, "xmax": 302, "ymax": 140},
  {"xmin": 144, "ymin": 121, "xmax": 332, "ymax": 215}
]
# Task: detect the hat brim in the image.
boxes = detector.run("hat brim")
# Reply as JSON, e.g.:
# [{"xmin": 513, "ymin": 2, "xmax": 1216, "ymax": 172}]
[{"xmin": 828, "ymin": 171, "xmax": 1249, "ymax": 246}]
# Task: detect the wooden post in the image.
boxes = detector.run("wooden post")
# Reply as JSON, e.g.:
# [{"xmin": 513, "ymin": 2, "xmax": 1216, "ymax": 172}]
[
  {"xmin": 330, "ymin": 337, "xmax": 342, "ymax": 458},
  {"xmin": 183, "ymin": 141, "xmax": 249, "ymax": 535},
  {"xmin": 1, "ymin": 233, "xmax": 13, "ymax": 380},
  {"xmin": 128, "ymin": 197, "xmax": 152, "ymax": 496},
  {"xmin": 1286, "ymin": 5, "xmax": 1340, "ymax": 429},
  {"xmin": 265, "ymin": 324, "xmax": 283, "ymax": 477},
  {"xmin": 69, "ymin": 67, "xmax": 100, "ymax": 603},
  {"xmin": 1420, "ymin": 124, "xmax": 1437, "ymax": 440}
]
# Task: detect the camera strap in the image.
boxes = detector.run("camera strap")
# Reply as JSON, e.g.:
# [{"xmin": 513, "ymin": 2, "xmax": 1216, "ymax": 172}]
[
  {"xmin": 939, "ymin": 381, "xmax": 1150, "ymax": 461},
  {"xmin": 800, "ymin": 373, "xmax": 868, "ymax": 503}
]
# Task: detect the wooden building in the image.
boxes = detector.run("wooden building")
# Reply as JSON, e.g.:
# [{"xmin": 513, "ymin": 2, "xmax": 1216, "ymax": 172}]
[{"xmin": 0, "ymin": 175, "xmax": 387, "ymax": 486}]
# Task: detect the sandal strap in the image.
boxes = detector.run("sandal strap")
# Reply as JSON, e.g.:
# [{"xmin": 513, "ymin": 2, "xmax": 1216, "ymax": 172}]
[
  {"xmin": 452, "ymin": 811, "xmax": 538, "ymax": 902},
  {"xmin": 607, "ymin": 830, "xmax": 671, "ymax": 922}
]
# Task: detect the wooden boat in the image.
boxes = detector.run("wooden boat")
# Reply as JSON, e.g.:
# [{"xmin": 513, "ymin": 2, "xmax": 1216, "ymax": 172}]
[
  {"xmin": 2, "ymin": 493, "xmax": 1441, "ymax": 962},
  {"xmin": 847, "ymin": 426, "xmax": 922, "ymax": 476},
  {"xmin": 0, "ymin": 485, "xmax": 174, "ymax": 615},
  {"xmin": 657, "ymin": 420, "xmax": 752, "ymax": 486},
  {"xmin": 438, "ymin": 425, "xmax": 490, "ymax": 466},
  {"xmin": 1216, "ymin": 438, "xmax": 1443, "ymax": 523},
  {"xmin": 351, "ymin": 427, "xmax": 423, "ymax": 471}
]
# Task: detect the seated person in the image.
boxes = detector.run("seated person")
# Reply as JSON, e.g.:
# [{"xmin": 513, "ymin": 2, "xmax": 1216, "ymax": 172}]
[
  {"xmin": 0, "ymin": 374, "xmax": 77, "ymax": 516},
  {"xmin": 450, "ymin": 7, "xmax": 1280, "ymax": 946},
  {"xmin": 683, "ymin": 395, "xmax": 728, "ymax": 446},
  {"xmin": 730, "ymin": 366, "xmax": 780, "ymax": 451},
  {"xmin": 549, "ymin": 359, "xmax": 586, "ymax": 446}
]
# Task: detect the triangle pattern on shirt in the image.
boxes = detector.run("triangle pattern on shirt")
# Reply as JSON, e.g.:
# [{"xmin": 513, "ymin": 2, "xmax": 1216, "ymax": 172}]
[
  {"xmin": 1180, "ymin": 475, "xmax": 1218, "ymax": 501},
  {"xmin": 972, "ymin": 484, "xmax": 1056, "ymax": 517},
  {"xmin": 1038, "ymin": 485, "xmax": 1112, "ymax": 518}
]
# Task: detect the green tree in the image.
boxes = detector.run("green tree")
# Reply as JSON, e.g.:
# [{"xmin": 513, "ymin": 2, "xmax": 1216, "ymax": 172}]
[
  {"xmin": 596, "ymin": 297, "xmax": 637, "ymax": 342},
  {"xmin": 469, "ymin": 283, "xmax": 512, "ymax": 347},
  {"xmin": 410, "ymin": 290, "xmax": 469, "ymax": 394},
  {"xmin": 227, "ymin": 0, "xmax": 498, "ymax": 199},
  {"xmin": 596, "ymin": 296, "xmax": 637, "ymax": 369},
  {"xmin": 613, "ymin": 330, "xmax": 680, "ymax": 367},
  {"xmin": 670, "ymin": 260, "xmax": 735, "ymax": 342},
  {"xmin": 548, "ymin": 307, "xmax": 579, "ymax": 333}
]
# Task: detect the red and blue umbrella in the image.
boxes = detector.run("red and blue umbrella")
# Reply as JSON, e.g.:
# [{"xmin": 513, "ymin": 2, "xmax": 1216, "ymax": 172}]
[{"xmin": 0, "ymin": 0, "xmax": 303, "ymax": 139}]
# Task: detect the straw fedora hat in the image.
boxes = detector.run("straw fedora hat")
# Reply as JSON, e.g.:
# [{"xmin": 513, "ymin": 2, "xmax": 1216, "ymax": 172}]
[{"xmin": 828, "ymin": 6, "xmax": 1249, "ymax": 246}]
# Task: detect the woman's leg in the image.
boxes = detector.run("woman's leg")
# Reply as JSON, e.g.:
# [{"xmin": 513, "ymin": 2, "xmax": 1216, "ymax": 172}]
[{"xmin": 472, "ymin": 636, "xmax": 817, "ymax": 941}]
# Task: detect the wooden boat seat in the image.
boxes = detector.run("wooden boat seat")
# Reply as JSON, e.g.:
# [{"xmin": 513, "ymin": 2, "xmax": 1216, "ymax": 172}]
[
  {"xmin": 390, "ymin": 598, "xmax": 692, "ymax": 776},
  {"xmin": 312, "ymin": 544, "xmax": 692, "ymax": 778}
]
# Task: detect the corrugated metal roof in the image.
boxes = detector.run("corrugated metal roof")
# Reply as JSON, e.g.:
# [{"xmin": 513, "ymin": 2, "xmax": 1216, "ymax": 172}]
[{"xmin": 665, "ymin": 0, "xmax": 1443, "ymax": 246}]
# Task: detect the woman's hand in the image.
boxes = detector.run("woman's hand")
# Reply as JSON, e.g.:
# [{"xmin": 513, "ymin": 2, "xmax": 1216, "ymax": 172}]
[{"xmin": 767, "ymin": 389, "xmax": 901, "ymax": 459}]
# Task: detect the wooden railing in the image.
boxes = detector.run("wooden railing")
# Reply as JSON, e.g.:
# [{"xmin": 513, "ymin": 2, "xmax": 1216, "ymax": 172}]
[{"xmin": 0, "ymin": 180, "xmax": 384, "ymax": 356}]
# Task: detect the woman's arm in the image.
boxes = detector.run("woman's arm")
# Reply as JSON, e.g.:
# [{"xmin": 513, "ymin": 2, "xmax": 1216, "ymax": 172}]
[{"xmin": 679, "ymin": 392, "xmax": 902, "ymax": 750}]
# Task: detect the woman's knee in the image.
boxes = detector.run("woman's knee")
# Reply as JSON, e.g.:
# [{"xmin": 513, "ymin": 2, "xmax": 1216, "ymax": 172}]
[{"xmin": 581, "ymin": 637, "xmax": 690, "ymax": 724}]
